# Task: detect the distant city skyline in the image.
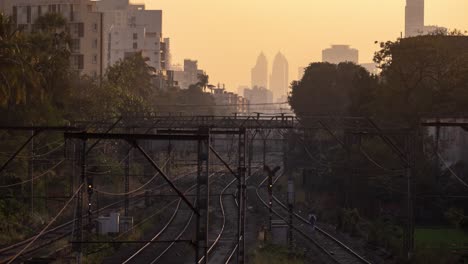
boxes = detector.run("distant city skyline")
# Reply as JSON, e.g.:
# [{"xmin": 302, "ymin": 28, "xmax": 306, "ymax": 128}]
[
  {"xmin": 251, "ymin": 52, "xmax": 268, "ymax": 89},
  {"xmin": 270, "ymin": 52, "xmax": 289, "ymax": 101},
  {"xmin": 142, "ymin": 0, "xmax": 467, "ymax": 92}
]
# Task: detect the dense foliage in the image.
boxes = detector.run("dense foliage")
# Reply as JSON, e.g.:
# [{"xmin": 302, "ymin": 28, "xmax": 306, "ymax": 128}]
[
  {"xmin": 288, "ymin": 35, "xmax": 468, "ymax": 263},
  {"xmin": 0, "ymin": 13, "xmax": 216, "ymax": 245}
]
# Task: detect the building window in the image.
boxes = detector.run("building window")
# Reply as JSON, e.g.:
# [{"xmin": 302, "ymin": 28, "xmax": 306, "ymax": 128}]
[
  {"xmin": 78, "ymin": 23, "xmax": 84, "ymax": 37},
  {"xmin": 26, "ymin": 6, "xmax": 31, "ymax": 23},
  {"xmin": 12, "ymin": 6, "xmax": 17, "ymax": 24},
  {"xmin": 92, "ymin": 39, "xmax": 98, "ymax": 49},
  {"xmin": 93, "ymin": 23, "xmax": 98, "ymax": 32},
  {"xmin": 71, "ymin": 23, "xmax": 79, "ymax": 36},
  {"xmin": 71, "ymin": 54, "xmax": 84, "ymax": 70},
  {"xmin": 69, "ymin": 4, "xmax": 74, "ymax": 22},
  {"xmin": 92, "ymin": 54, "xmax": 97, "ymax": 64},
  {"xmin": 70, "ymin": 39, "xmax": 80, "ymax": 53},
  {"xmin": 48, "ymin": 4, "xmax": 56, "ymax": 13},
  {"xmin": 133, "ymin": 33, "xmax": 138, "ymax": 40},
  {"xmin": 133, "ymin": 42, "xmax": 138, "ymax": 49},
  {"xmin": 70, "ymin": 23, "xmax": 84, "ymax": 37}
]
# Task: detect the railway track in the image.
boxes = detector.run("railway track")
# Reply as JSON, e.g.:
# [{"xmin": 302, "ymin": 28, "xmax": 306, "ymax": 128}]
[
  {"xmin": 256, "ymin": 172, "xmax": 372, "ymax": 264},
  {"xmin": 116, "ymin": 170, "xmax": 227, "ymax": 263},
  {"xmin": 0, "ymin": 169, "xmax": 197, "ymax": 264},
  {"xmin": 120, "ymin": 164, "xmax": 262, "ymax": 264},
  {"xmin": 202, "ymin": 166, "xmax": 263, "ymax": 264}
]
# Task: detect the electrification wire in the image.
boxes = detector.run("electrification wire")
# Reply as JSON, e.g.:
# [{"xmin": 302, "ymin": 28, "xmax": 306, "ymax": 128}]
[
  {"xmin": 155, "ymin": 101, "xmax": 289, "ymax": 108},
  {"xmin": 437, "ymin": 152, "xmax": 468, "ymax": 189},
  {"xmin": 0, "ymin": 159, "xmax": 65, "ymax": 188},
  {"xmin": 94, "ymin": 152, "xmax": 174, "ymax": 196},
  {"xmin": 358, "ymin": 146, "xmax": 399, "ymax": 172},
  {"xmin": 33, "ymin": 138, "xmax": 64, "ymax": 151},
  {"xmin": 33, "ymin": 143, "xmax": 65, "ymax": 157},
  {"xmin": 277, "ymin": 129, "xmax": 334, "ymax": 168},
  {"xmin": 0, "ymin": 138, "xmax": 64, "ymax": 158},
  {"xmin": 6, "ymin": 183, "xmax": 84, "ymax": 264}
]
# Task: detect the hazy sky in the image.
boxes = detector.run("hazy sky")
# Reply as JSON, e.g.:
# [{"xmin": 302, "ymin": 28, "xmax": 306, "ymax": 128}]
[{"xmin": 140, "ymin": 0, "xmax": 468, "ymax": 92}]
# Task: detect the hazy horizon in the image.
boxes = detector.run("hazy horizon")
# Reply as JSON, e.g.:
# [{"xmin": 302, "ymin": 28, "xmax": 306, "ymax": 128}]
[{"xmin": 141, "ymin": 0, "xmax": 468, "ymax": 92}]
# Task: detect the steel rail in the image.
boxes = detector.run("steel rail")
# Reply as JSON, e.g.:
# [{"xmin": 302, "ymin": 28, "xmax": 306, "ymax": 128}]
[
  {"xmin": 0, "ymin": 170, "xmax": 198, "ymax": 262},
  {"xmin": 256, "ymin": 173, "xmax": 341, "ymax": 264},
  {"xmin": 121, "ymin": 170, "xmax": 224, "ymax": 263},
  {"xmin": 270, "ymin": 173, "xmax": 372, "ymax": 264}
]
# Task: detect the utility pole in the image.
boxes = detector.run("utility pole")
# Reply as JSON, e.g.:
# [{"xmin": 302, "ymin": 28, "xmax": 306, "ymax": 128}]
[
  {"xmin": 237, "ymin": 128, "xmax": 246, "ymax": 264},
  {"xmin": 405, "ymin": 134, "xmax": 415, "ymax": 261},
  {"xmin": 265, "ymin": 166, "xmax": 280, "ymax": 231},
  {"xmin": 268, "ymin": 169, "xmax": 273, "ymax": 230},
  {"xmin": 124, "ymin": 144, "xmax": 131, "ymax": 216},
  {"xmin": 287, "ymin": 179, "xmax": 294, "ymax": 249},
  {"xmin": 74, "ymin": 139, "xmax": 86, "ymax": 264},
  {"xmin": 29, "ymin": 130, "xmax": 34, "ymax": 215},
  {"xmin": 196, "ymin": 127, "xmax": 210, "ymax": 264}
]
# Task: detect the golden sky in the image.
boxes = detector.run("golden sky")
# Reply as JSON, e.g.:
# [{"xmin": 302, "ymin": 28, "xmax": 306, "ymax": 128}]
[{"xmin": 141, "ymin": 0, "xmax": 468, "ymax": 92}]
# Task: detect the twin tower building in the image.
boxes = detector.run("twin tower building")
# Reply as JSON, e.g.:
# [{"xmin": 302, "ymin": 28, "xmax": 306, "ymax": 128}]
[{"xmin": 251, "ymin": 52, "xmax": 289, "ymax": 103}]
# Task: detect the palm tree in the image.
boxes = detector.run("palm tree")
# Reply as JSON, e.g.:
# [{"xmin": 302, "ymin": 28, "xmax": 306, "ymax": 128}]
[
  {"xmin": 196, "ymin": 72, "xmax": 209, "ymax": 92},
  {"xmin": 0, "ymin": 13, "xmax": 42, "ymax": 108}
]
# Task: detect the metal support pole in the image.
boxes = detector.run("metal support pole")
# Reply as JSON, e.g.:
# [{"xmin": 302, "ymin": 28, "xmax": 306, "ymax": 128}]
[
  {"xmin": 71, "ymin": 142, "xmax": 76, "ymax": 197},
  {"xmin": 87, "ymin": 164, "xmax": 94, "ymax": 233},
  {"xmin": 287, "ymin": 180, "xmax": 295, "ymax": 249},
  {"xmin": 263, "ymin": 138, "xmax": 266, "ymax": 168},
  {"xmin": 265, "ymin": 165, "xmax": 279, "ymax": 231},
  {"xmin": 166, "ymin": 138, "xmax": 172, "ymax": 175},
  {"xmin": 248, "ymin": 130, "xmax": 257, "ymax": 178},
  {"xmin": 237, "ymin": 128, "xmax": 246, "ymax": 264},
  {"xmin": 124, "ymin": 145, "xmax": 131, "ymax": 216},
  {"xmin": 434, "ymin": 126, "xmax": 440, "ymax": 183},
  {"xmin": 248, "ymin": 138, "xmax": 253, "ymax": 178},
  {"xmin": 405, "ymin": 134, "xmax": 414, "ymax": 261},
  {"xmin": 29, "ymin": 130, "xmax": 34, "ymax": 215},
  {"xmin": 196, "ymin": 127, "xmax": 210, "ymax": 264},
  {"xmin": 268, "ymin": 171, "xmax": 273, "ymax": 231},
  {"xmin": 73, "ymin": 139, "xmax": 86, "ymax": 263}
]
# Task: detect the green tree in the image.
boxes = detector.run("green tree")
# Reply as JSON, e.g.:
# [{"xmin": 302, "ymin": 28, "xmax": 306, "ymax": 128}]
[
  {"xmin": 0, "ymin": 13, "xmax": 72, "ymax": 125},
  {"xmin": 196, "ymin": 72, "xmax": 209, "ymax": 92},
  {"xmin": 289, "ymin": 62, "xmax": 377, "ymax": 118},
  {"xmin": 373, "ymin": 35, "xmax": 468, "ymax": 125},
  {"xmin": 0, "ymin": 13, "xmax": 42, "ymax": 109},
  {"xmin": 106, "ymin": 52, "xmax": 155, "ymax": 100}
]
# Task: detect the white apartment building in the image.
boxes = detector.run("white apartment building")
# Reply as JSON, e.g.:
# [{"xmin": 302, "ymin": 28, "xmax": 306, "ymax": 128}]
[
  {"xmin": 1, "ymin": 0, "xmax": 104, "ymax": 77},
  {"xmin": 96, "ymin": 0, "xmax": 169, "ymax": 72}
]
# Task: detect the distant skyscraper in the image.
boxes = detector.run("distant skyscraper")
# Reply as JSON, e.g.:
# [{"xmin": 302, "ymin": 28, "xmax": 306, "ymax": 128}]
[
  {"xmin": 322, "ymin": 45, "xmax": 359, "ymax": 64},
  {"xmin": 269, "ymin": 52, "xmax": 289, "ymax": 101},
  {"xmin": 251, "ymin": 52, "xmax": 268, "ymax": 89},
  {"xmin": 405, "ymin": 0, "xmax": 424, "ymax": 37}
]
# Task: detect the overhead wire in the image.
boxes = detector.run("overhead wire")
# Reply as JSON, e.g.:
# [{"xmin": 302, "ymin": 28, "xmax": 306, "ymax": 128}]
[
  {"xmin": 94, "ymin": 151, "xmax": 174, "ymax": 196},
  {"xmin": 437, "ymin": 152, "xmax": 468, "ymax": 189},
  {"xmin": 0, "ymin": 159, "xmax": 65, "ymax": 188},
  {"xmin": 6, "ymin": 183, "xmax": 84, "ymax": 264}
]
